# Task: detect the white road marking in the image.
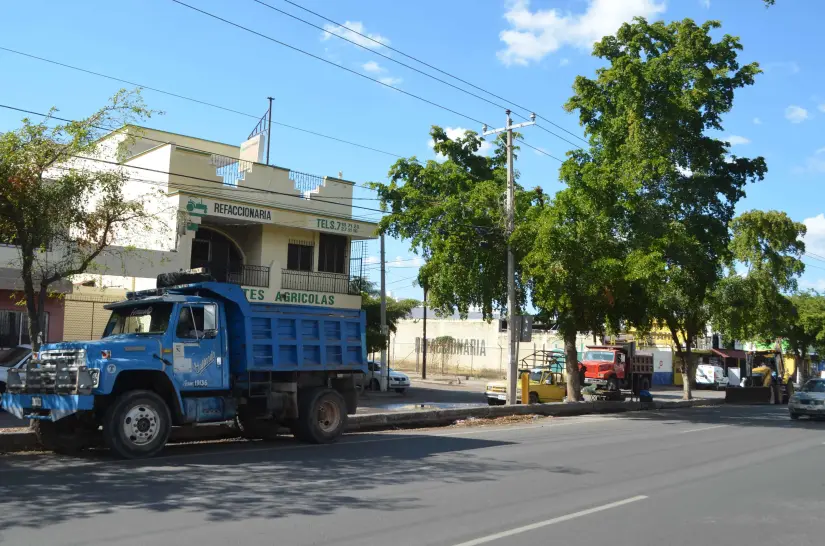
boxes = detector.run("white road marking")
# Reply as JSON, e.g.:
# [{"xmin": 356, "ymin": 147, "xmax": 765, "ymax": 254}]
[
  {"xmin": 679, "ymin": 425, "xmax": 726, "ymax": 434},
  {"xmin": 450, "ymin": 495, "xmax": 649, "ymax": 546}
]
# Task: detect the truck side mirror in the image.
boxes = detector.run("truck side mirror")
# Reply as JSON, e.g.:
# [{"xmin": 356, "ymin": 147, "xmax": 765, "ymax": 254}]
[{"xmin": 202, "ymin": 329, "xmax": 218, "ymax": 340}]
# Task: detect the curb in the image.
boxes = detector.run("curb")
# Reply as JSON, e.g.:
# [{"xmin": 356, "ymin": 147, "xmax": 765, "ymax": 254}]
[{"xmin": 0, "ymin": 398, "xmax": 724, "ymax": 455}]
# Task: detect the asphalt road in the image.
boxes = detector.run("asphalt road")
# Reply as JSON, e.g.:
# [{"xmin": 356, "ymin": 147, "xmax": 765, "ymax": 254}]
[{"xmin": 2, "ymin": 404, "xmax": 824, "ymax": 546}]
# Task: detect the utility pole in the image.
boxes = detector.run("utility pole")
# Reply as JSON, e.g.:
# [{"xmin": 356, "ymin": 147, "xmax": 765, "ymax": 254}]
[
  {"xmin": 266, "ymin": 96, "xmax": 274, "ymax": 165},
  {"xmin": 483, "ymin": 110, "xmax": 535, "ymax": 405},
  {"xmin": 380, "ymin": 233, "xmax": 389, "ymax": 392},
  {"xmin": 422, "ymin": 282, "xmax": 428, "ymax": 380}
]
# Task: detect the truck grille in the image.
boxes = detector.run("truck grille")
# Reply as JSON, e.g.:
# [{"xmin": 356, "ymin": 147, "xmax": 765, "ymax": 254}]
[{"xmin": 6, "ymin": 350, "xmax": 98, "ymax": 395}]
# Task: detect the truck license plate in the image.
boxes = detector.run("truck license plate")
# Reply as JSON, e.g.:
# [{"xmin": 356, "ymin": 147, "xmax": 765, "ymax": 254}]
[{"xmin": 31, "ymin": 396, "xmax": 42, "ymax": 408}]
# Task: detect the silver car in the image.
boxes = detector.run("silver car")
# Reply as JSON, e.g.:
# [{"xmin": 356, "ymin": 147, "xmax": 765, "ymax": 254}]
[{"xmin": 789, "ymin": 378, "xmax": 825, "ymax": 420}]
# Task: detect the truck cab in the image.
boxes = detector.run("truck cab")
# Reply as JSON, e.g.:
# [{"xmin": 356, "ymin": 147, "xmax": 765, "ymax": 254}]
[
  {"xmin": 2, "ymin": 273, "xmax": 367, "ymax": 458},
  {"xmin": 582, "ymin": 343, "xmax": 652, "ymax": 393}
]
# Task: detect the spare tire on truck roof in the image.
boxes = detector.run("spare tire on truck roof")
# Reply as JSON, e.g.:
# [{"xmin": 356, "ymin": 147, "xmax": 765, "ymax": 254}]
[{"xmin": 157, "ymin": 270, "xmax": 215, "ymax": 288}]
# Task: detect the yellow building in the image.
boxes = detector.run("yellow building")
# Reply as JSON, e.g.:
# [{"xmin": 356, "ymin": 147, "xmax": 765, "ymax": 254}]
[{"xmin": 64, "ymin": 126, "xmax": 378, "ymax": 335}]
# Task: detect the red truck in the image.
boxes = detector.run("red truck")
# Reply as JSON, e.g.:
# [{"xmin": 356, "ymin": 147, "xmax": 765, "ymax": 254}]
[{"xmin": 582, "ymin": 342, "xmax": 653, "ymax": 394}]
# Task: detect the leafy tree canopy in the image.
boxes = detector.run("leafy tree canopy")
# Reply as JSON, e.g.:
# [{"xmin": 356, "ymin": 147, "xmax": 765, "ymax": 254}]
[
  {"xmin": 0, "ymin": 89, "xmax": 158, "ymax": 348},
  {"xmin": 372, "ymin": 126, "xmax": 542, "ymax": 321},
  {"xmin": 565, "ymin": 17, "xmax": 766, "ymax": 398}
]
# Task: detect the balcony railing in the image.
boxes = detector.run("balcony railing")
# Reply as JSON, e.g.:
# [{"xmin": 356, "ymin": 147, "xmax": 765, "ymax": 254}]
[
  {"xmin": 281, "ymin": 269, "xmax": 359, "ymax": 295},
  {"xmin": 212, "ymin": 264, "xmax": 270, "ymax": 288}
]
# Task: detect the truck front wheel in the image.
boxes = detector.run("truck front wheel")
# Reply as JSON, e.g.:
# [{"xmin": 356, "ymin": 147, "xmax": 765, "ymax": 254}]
[
  {"xmin": 103, "ymin": 390, "xmax": 171, "ymax": 459},
  {"xmin": 290, "ymin": 388, "xmax": 347, "ymax": 444}
]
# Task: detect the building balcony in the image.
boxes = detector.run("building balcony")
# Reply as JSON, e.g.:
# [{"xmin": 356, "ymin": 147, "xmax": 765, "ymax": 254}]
[
  {"xmin": 281, "ymin": 269, "xmax": 361, "ymax": 296},
  {"xmin": 213, "ymin": 264, "xmax": 270, "ymax": 288}
]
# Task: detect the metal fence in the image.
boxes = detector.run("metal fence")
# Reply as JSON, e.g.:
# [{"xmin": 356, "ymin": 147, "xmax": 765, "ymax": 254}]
[
  {"xmin": 281, "ymin": 269, "xmax": 354, "ymax": 295},
  {"xmin": 222, "ymin": 264, "xmax": 270, "ymax": 288}
]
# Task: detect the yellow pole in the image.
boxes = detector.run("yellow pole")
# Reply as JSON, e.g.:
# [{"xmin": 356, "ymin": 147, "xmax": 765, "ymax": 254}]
[{"xmin": 521, "ymin": 371, "xmax": 530, "ymax": 404}]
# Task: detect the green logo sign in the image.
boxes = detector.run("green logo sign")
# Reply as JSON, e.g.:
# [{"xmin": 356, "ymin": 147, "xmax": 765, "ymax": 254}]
[{"xmin": 186, "ymin": 198, "xmax": 208, "ymax": 217}]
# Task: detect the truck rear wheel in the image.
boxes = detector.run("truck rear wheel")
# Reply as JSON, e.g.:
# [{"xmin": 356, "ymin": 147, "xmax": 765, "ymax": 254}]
[
  {"xmin": 103, "ymin": 390, "xmax": 171, "ymax": 459},
  {"xmin": 290, "ymin": 388, "xmax": 347, "ymax": 444}
]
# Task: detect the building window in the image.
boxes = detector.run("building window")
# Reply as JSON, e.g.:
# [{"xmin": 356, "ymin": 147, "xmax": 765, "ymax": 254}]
[
  {"xmin": 0, "ymin": 310, "xmax": 49, "ymax": 348},
  {"xmin": 318, "ymin": 233, "xmax": 347, "ymax": 274},
  {"xmin": 287, "ymin": 242, "xmax": 314, "ymax": 271}
]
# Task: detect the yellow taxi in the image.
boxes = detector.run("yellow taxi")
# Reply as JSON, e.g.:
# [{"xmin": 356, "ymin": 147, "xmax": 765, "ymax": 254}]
[{"xmin": 485, "ymin": 367, "xmax": 566, "ymax": 405}]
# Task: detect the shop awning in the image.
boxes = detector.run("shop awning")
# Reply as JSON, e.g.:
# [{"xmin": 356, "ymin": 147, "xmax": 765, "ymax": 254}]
[{"xmin": 711, "ymin": 348, "xmax": 747, "ymax": 360}]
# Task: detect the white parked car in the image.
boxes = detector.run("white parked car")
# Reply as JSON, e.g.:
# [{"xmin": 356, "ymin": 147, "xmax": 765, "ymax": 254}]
[
  {"xmin": 789, "ymin": 378, "xmax": 825, "ymax": 420},
  {"xmin": 696, "ymin": 364, "xmax": 729, "ymax": 390},
  {"xmin": 0, "ymin": 345, "xmax": 33, "ymax": 399},
  {"xmin": 366, "ymin": 360, "xmax": 411, "ymax": 394}
]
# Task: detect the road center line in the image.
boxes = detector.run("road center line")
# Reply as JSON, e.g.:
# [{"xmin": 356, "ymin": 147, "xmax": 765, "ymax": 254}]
[
  {"xmin": 450, "ymin": 495, "xmax": 649, "ymax": 546},
  {"xmin": 679, "ymin": 425, "xmax": 726, "ymax": 434}
]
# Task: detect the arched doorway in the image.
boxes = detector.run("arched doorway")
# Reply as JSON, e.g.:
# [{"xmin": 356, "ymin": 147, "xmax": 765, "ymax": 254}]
[{"xmin": 190, "ymin": 227, "xmax": 243, "ymax": 282}]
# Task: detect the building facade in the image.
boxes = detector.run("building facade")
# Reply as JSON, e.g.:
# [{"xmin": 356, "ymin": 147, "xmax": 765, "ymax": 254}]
[{"xmin": 64, "ymin": 126, "xmax": 378, "ymax": 330}]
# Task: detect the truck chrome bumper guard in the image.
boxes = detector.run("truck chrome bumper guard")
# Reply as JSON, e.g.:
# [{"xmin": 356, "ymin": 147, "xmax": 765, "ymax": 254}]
[{"xmin": 6, "ymin": 358, "xmax": 98, "ymax": 396}]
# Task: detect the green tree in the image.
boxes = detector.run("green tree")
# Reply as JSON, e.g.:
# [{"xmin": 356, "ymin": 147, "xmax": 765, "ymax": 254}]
[
  {"xmin": 372, "ymin": 127, "xmax": 541, "ymax": 321},
  {"xmin": 0, "ymin": 90, "xmax": 158, "ymax": 350},
  {"xmin": 519, "ymin": 182, "xmax": 627, "ymax": 400},
  {"xmin": 784, "ymin": 292, "xmax": 825, "ymax": 382},
  {"xmin": 711, "ymin": 210, "xmax": 805, "ymax": 346},
  {"xmin": 355, "ymin": 277, "xmax": 419, "ymax": 354},
  {"xmin": 565, "ymin": 18, "xmax": 766, "ymax": 399}
]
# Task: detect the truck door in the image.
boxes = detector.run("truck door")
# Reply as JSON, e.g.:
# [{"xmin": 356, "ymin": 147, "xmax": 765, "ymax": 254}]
[{"xmin": 171, "ymin": 303, "xmax": 226, "ymax": 390}]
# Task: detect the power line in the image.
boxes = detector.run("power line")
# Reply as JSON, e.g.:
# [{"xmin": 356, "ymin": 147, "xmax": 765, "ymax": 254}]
[
  {"xmin": 175, "ymin": 2, "xmax": 569, "ymax": 163},
  {"xmin": 170, "ymin": 0, "xmax": 487, "ymax": 126},
  {"xmin": 0, "ymin": 46, "xmax": 404, "ymax": 159},
  {"xmin": 278, "ymin": 0, "xmax": 588, "ymax": 146}
]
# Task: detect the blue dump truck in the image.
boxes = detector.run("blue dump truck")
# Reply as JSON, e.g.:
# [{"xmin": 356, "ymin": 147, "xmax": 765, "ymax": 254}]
[{"xmin": 1, "ymin": 271, "xmax": 366, "ymax": 458}]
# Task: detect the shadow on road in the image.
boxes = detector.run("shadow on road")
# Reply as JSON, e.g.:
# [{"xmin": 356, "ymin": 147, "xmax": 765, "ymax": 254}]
[
  {"xmin": 615, "ymin": 403, "xmax": 825, "ymax": 431},
  {"xmin": 0, "ymin": 433, "xmax": 523, "ymax": 532}
]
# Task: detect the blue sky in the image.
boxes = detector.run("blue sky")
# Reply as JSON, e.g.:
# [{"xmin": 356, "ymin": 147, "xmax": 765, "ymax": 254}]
[{"xmin": 1, "ymin": 0, "xmax": 824, "ymax": 301}]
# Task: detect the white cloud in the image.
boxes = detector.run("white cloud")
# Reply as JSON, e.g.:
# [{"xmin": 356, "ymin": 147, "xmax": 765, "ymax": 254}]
[
  {"xmin": 388, "ymin": 256, "xmax": 423, "ymax": 268},
  {"xmin": 497, "ymin": 0, "xmax": 666, "ymax": 66},
  {"xmin": 362, "ymin": 61, "xmax": 383, "ymax": 73},
  {"xmin": 799, "ymin": 278, "xmax": 825, "ymax": 292},
  {"xmin": 726, "ymin": 135, "xmax": 751, "ymax": 146},
  {"xmin": 753, "ymin": 117, "xmax": 762, "ymax": 125},
  {"xmin": 428, "ymin": 127, "xmax": 493, "ymax": 158},
  {"xmin": 764, "ymin": 61, "xmax": 801, "ymax": 75},
  {"xmin": 785, "ymin": 105, "xmax": 809, "ymax": 123},
  {"xmin": 794, "ymin": 148, "xmax": 825, "ymax": 174},
  {"xmin": 322, "ymin": 21, "xmax": 389, "ymax": 49},
  {"xmin": 803, "ymin": 216, "xmax": 825, "ymax": 273},
  {"xmin": 364, "ymin": 256, "xmax": 381, "ymax": 265},
  {"xmin": 559, "ymin": 58, "xmax": 570, "ymax": 67},
  {"xmin": 700, "ymin": 0, "xmax": 710, "ymax": 8},
  {"xmin": 378, "ymin": 76, "xmax": 403, "ymax": 86},
  {"xmin": 819, "ymin": 104, "xmax": 825, "ymax": 113}
]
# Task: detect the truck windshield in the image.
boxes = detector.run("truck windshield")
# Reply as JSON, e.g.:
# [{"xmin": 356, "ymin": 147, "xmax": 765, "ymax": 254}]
[
  {"xmin": 584, "ymin": 351, "xmax": 614, "ymax": 362},
  {"xmin": 104, "ymin": 303, "xmax": 174, "ymax": 336}
]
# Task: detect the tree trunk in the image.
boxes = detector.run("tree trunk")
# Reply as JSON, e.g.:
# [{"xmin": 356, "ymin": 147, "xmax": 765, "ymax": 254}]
[
  {"xmin": 20, "ymin": 258, "xmax": 43, "ymax": 352},
  {"xmin": 799, "ymin": 349, "xmax": 808, "ymax": 384},
  {"xmin": 563, "ymin": 328, "xmax": 581, "ymax": 402},
  {"xmin": 669, "ymin": 327, "xmax": 692, "ymax": 400},
  {"xmin": 681, "ymin": 345, "xmax": 693, "ymax": 401}
]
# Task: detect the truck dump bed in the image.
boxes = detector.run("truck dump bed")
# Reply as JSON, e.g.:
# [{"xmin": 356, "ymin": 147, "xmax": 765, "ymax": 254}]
[
  {"xmin": 242, "ymin": 302, "xmax": 366, "ymax": 372},
  {"xmin": 160, "ymin": 282, "xmax": 367, "ymax": 374}
]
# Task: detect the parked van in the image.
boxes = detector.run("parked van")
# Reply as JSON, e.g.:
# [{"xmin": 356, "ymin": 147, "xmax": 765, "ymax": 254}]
[{"xmin": 696, "ymin": 364, "xmax": 729, "ymax": 390}]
